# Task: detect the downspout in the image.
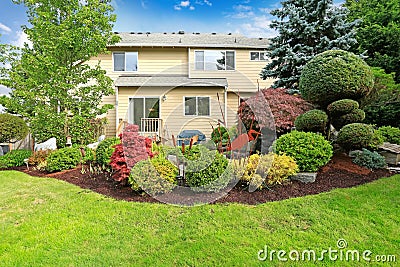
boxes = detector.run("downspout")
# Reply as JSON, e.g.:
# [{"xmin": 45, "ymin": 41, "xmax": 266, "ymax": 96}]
[
  {"xmin": 188, "ymin": 47, "xmax": 191, "ymax": 78},
  {"xmin": 115, "ymin": 85, "xmax": 119, "ymax": 136},
  {"xmin": 224, "ymin": 85, "xmax": 228, "ymax": 128}
]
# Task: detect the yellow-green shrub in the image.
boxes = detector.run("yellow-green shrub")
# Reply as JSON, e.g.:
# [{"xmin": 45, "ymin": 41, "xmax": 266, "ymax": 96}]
[{"xmin": 232, "ymin": 153, "xmax": 298, "ymax": 190}]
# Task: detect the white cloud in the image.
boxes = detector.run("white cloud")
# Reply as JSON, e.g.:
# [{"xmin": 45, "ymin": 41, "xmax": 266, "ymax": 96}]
[
  {"xmin": 203, "ymin": 0, "xmax": 212, "ymax": 6},
  {"xmin": 234, "ymin": 4, "xmax": 252, "ymax": 11},
  {"xmin": 181, "ymin": 1, "xmax": 190, "ymax": 7},
  {"xmin": 195, "ymin": 0, "xmax": 212, "ymax": 6},
  {"xmin": 174, "ymin": 1, "xmax": 195, "ymax": 11},
  {"xmin": 12, "ymin": 31, "xmax": 32, "ymax": 48},
  {"xmin": 235, "ymin": 15, "xmax": 278, "ymax": 38},
  {"xmin": 140, "ymin": 0, "xmax": 147, "ymax": 9},
  {"xmin": 0, "ymin": 23, "xmax": 12, "ymax": 34},
  {"xmin": 259, "ymin": 7, "xmax": 272, "ymax": 14}
]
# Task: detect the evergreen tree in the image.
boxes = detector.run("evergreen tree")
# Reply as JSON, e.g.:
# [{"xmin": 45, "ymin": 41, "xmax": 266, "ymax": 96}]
[
  {"xmin": 261, "ymin": 0, "xmax": 359, "ymax": 89},
  {"xmin": 0, "ymin": 0, "xmax": 120, "ymax": 147},
  {"xmin": 345, "ymin": 0, "xmax": 400, "ymax": 83}
]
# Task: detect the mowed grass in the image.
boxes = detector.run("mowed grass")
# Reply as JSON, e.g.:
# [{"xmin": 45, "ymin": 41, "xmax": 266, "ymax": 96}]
[{"xmin": 0, "ymin": 171, "xmax": 399, "ymax": 266}]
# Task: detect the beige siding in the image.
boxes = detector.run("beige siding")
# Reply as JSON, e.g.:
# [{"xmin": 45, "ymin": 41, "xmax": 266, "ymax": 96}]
[
  {"xmin": 118, "ymin": 87, "xmax": 226, "ymax": 139},
  {"xmin": 189, "ymin": 48, "xmax": 274, "ymax": 92},
  {"xmin": 226, "ymin": 92, "xmax": 240, "ymax": 129},
  {"xmin": 88, "ymin": 46, "xmax": 276, "ymax": 136}
]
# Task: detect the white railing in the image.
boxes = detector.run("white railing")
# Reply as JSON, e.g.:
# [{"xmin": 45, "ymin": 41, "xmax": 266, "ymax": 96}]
[{"xmin": 140, "ymin": 118, "xmax": 163, "ymax": 139}]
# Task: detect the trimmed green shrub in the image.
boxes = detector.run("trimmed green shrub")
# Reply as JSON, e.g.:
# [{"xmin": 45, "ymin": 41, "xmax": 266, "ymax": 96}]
[
  {"xmin": 129, "ymin": 158, "xmax": 177, "ymax": 195},
  {"xmin": 331, "ymin": 108, "xmax": 366, "ymax": 130},
  {"xmin": 350, "ymin": 149, "xmax": 387, "ymax": 169},
  {"xmin": 0, "ymin": 149, "xmax": 32, "ymax": 168},
  {"xmin": 211, "ymin": 126, "xmax": 230, "ymax": 145},
  {"xmin": 377, "ymin": 126, "xmax": 400, "ymax": 145},
  {"xmin": 96, "ymin": 137, "xmax": 120, "ymax": 167},
  {"xmin": 46, "ymin": 147, "xmax": 82, "ymax": 172},
  {"xmin": 0, "ymin": 114, "xmax": 29, "ymax": 143},
  {"xmin": 299, "ymin": 50, "xmax": 374, "ymax": 107},
  {"xmin": 327, "ymin": 99, "xmax": 359, "ymax": 116},
  {"xmin": 294, "ymin": 109, "xmax": 328, "ymax": 133},
  {"xmin": 185, "ymin": 146, "xmax": 233, "ymax": 192},
  {"xmin": 274, "ymin": 131, "xmax": 333, "ymax": 172},
  {"xmin": 336, "ymin": 123, "xmax": 382, "ymax": 151}
]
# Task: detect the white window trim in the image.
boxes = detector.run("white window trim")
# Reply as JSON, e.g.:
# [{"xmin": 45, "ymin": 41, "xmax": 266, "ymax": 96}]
[
  {"xmin": 183, "ymin": 96, "xmax": 211, "ymax": 117},
  {"xmin": 194, "ymin": 50, "xmax": 236, "ymax": 71},
  {"xmin": 250, "ymin": 51, "xmax": 268, "ymax": 61},
  {"xmin": 128, "ymin": 96, "xmax": 161, "ymax": 124},
  {"xmin": 113, "ymin": 51, "xmax": 139, "ymax": 72}
]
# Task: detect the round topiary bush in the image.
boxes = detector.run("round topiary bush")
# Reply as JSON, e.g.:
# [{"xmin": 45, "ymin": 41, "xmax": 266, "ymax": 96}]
[
  {"xmin": 327, "ymin": 99, "xmax": 359, "ymax": 116},
  {"xmin": 294, "ymin": 109, "xmax": 328, "ymax": 133},
  {"xmin": 377, "ymin": 126, "xmax": 400, "ymax": 145},
  {"xmin": 96, "ymin": 137, "xmax": 120, "ymax": 167},
  {"xmin": 336, "ymin": 123, "xmax": 377, "ymax": 151},
  {"xmin": 331, "ymin": 108, "xmax": 366, "ymax": 130},
  {"xmin": 0, "ymin": 114, "xmax": 29, "ymax": 143},
  {"xmin": 274, "ymin": 131, "xmax": 333, "ymax": 172},
  {"xmin": 299, "ymin": 50, "xmax": 374, "ymax": 107}
]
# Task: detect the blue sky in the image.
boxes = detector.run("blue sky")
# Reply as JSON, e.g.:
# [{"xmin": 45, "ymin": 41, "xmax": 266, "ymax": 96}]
[{"xmin": 0, "ymin": 0, "xmax": 285, "ymax": 48}]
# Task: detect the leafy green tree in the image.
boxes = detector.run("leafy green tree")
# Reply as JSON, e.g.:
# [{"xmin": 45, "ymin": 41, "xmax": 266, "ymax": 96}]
[
  {"xmin": 345, "ymin": 0, "xmax": 400, "ymax": 83},
  {"xmin": 0, "ymin": 0, "xmax": 119, "ymax": 147},
  {"xmin": 261, "ymin": 0, "xmax": 359, "ymax": 89}
]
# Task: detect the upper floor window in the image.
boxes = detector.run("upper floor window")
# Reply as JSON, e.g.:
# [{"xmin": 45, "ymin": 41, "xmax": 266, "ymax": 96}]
[
  {"xmin": 250, "ymin": 51, "xmax": 268, "ymax": 61},
  {"xmin": 195, "ymin": 50, "xmax": 235, "ymax": 71},
  {"xmin": 113, "ymin": 52, "xmax": 138, "ymax": 71},
  {"xmin": 184, "ymin": 96, "xmax": 210, "ymax": 116}
]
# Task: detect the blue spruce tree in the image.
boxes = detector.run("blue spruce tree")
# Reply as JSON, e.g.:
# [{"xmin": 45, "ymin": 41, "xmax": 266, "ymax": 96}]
[{"xmin": 261, "ymin": 0, "xmax": 359, "ymax": 89}]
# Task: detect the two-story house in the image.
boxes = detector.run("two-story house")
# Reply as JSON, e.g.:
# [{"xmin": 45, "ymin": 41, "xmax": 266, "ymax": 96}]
[{"xmin": 91, "ymin": 31, "xmax": 274, "ymax": 141}]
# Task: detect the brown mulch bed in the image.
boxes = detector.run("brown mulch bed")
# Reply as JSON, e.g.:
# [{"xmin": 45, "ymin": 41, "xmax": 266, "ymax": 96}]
[{"xmin": 4, "ymin": 152, "xmax": 393, "ymax": 205}]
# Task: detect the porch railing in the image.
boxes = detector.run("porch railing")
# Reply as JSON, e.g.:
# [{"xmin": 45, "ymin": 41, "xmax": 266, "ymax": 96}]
[{"xmin": 140, "ymin": 118, "xmax": 163, "ymax": 139}]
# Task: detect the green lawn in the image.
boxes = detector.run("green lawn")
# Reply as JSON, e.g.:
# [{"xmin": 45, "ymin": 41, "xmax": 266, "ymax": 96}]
[{"xmin": 0, "ymin": 171, "xmax": 399, "ymax": 266}]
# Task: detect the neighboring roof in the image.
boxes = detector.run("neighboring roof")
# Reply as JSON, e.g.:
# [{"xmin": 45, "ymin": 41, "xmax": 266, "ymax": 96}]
[
  {"xmin": 115, "ymin": 75, "xmax": 228, "ymax": 87},
  {"xmin": 111, "ymin": 32, "xmax": 269, "ymax": 49}
]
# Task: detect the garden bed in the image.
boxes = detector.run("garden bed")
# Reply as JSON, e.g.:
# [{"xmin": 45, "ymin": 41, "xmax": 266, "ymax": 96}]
[{"xmin": 6, "ymin": 152, "xmax": 392, "ymax": 205}]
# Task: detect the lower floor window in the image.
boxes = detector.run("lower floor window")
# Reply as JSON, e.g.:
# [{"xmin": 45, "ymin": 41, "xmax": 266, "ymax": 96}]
[{"xmin": 184, "ymin": 96, "xmax": 210, "ymax": 116}]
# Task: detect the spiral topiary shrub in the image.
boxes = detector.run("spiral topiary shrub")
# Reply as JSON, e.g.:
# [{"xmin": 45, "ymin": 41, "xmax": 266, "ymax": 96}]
[
  {"xmin": 0, "ymin": 114, "xmax": 29, "ymax": 143},
  {"xmin": 274, "ymin": 131, "xmax": 333, "ymax": 172},
  {"xmin": 327, "ymin": 99, "xmax": 359, "ymax": 116},
  {"xmin": 377, "ymin": 126, "xmax": 400, "ymax": 145},
  {"xmin": 294, "ymin": 109, "xmax": 328, "ymax": 133},
  {"xmin": 331, "ymin": 108, "xmax": 366, "ymax": 130},
  {"xmin": 336, "ymin": 123, "xmax": 381, "ymax": 151},
  {"xmin": 299, "ymin": 50, "xmax": 374, "ymax": 107}
]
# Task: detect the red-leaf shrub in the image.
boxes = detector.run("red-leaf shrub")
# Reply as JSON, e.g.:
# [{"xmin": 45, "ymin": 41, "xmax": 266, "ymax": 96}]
[
  {"xmin": 110, "ymin": 124, "xmax": 154, "ymax": 184},
  {"xmin": 238, "ymin": 88, "xmax": 313, "ymax": 134}
]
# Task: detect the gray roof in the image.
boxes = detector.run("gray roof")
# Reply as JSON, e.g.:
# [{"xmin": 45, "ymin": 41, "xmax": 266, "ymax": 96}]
[
  {"xmin": 115, "ymin": 75, "xmax": 227, "ymax": 87},
  {"xmin": 111, "ymin": 32, "xmax": 269, "ymax": 49}
]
